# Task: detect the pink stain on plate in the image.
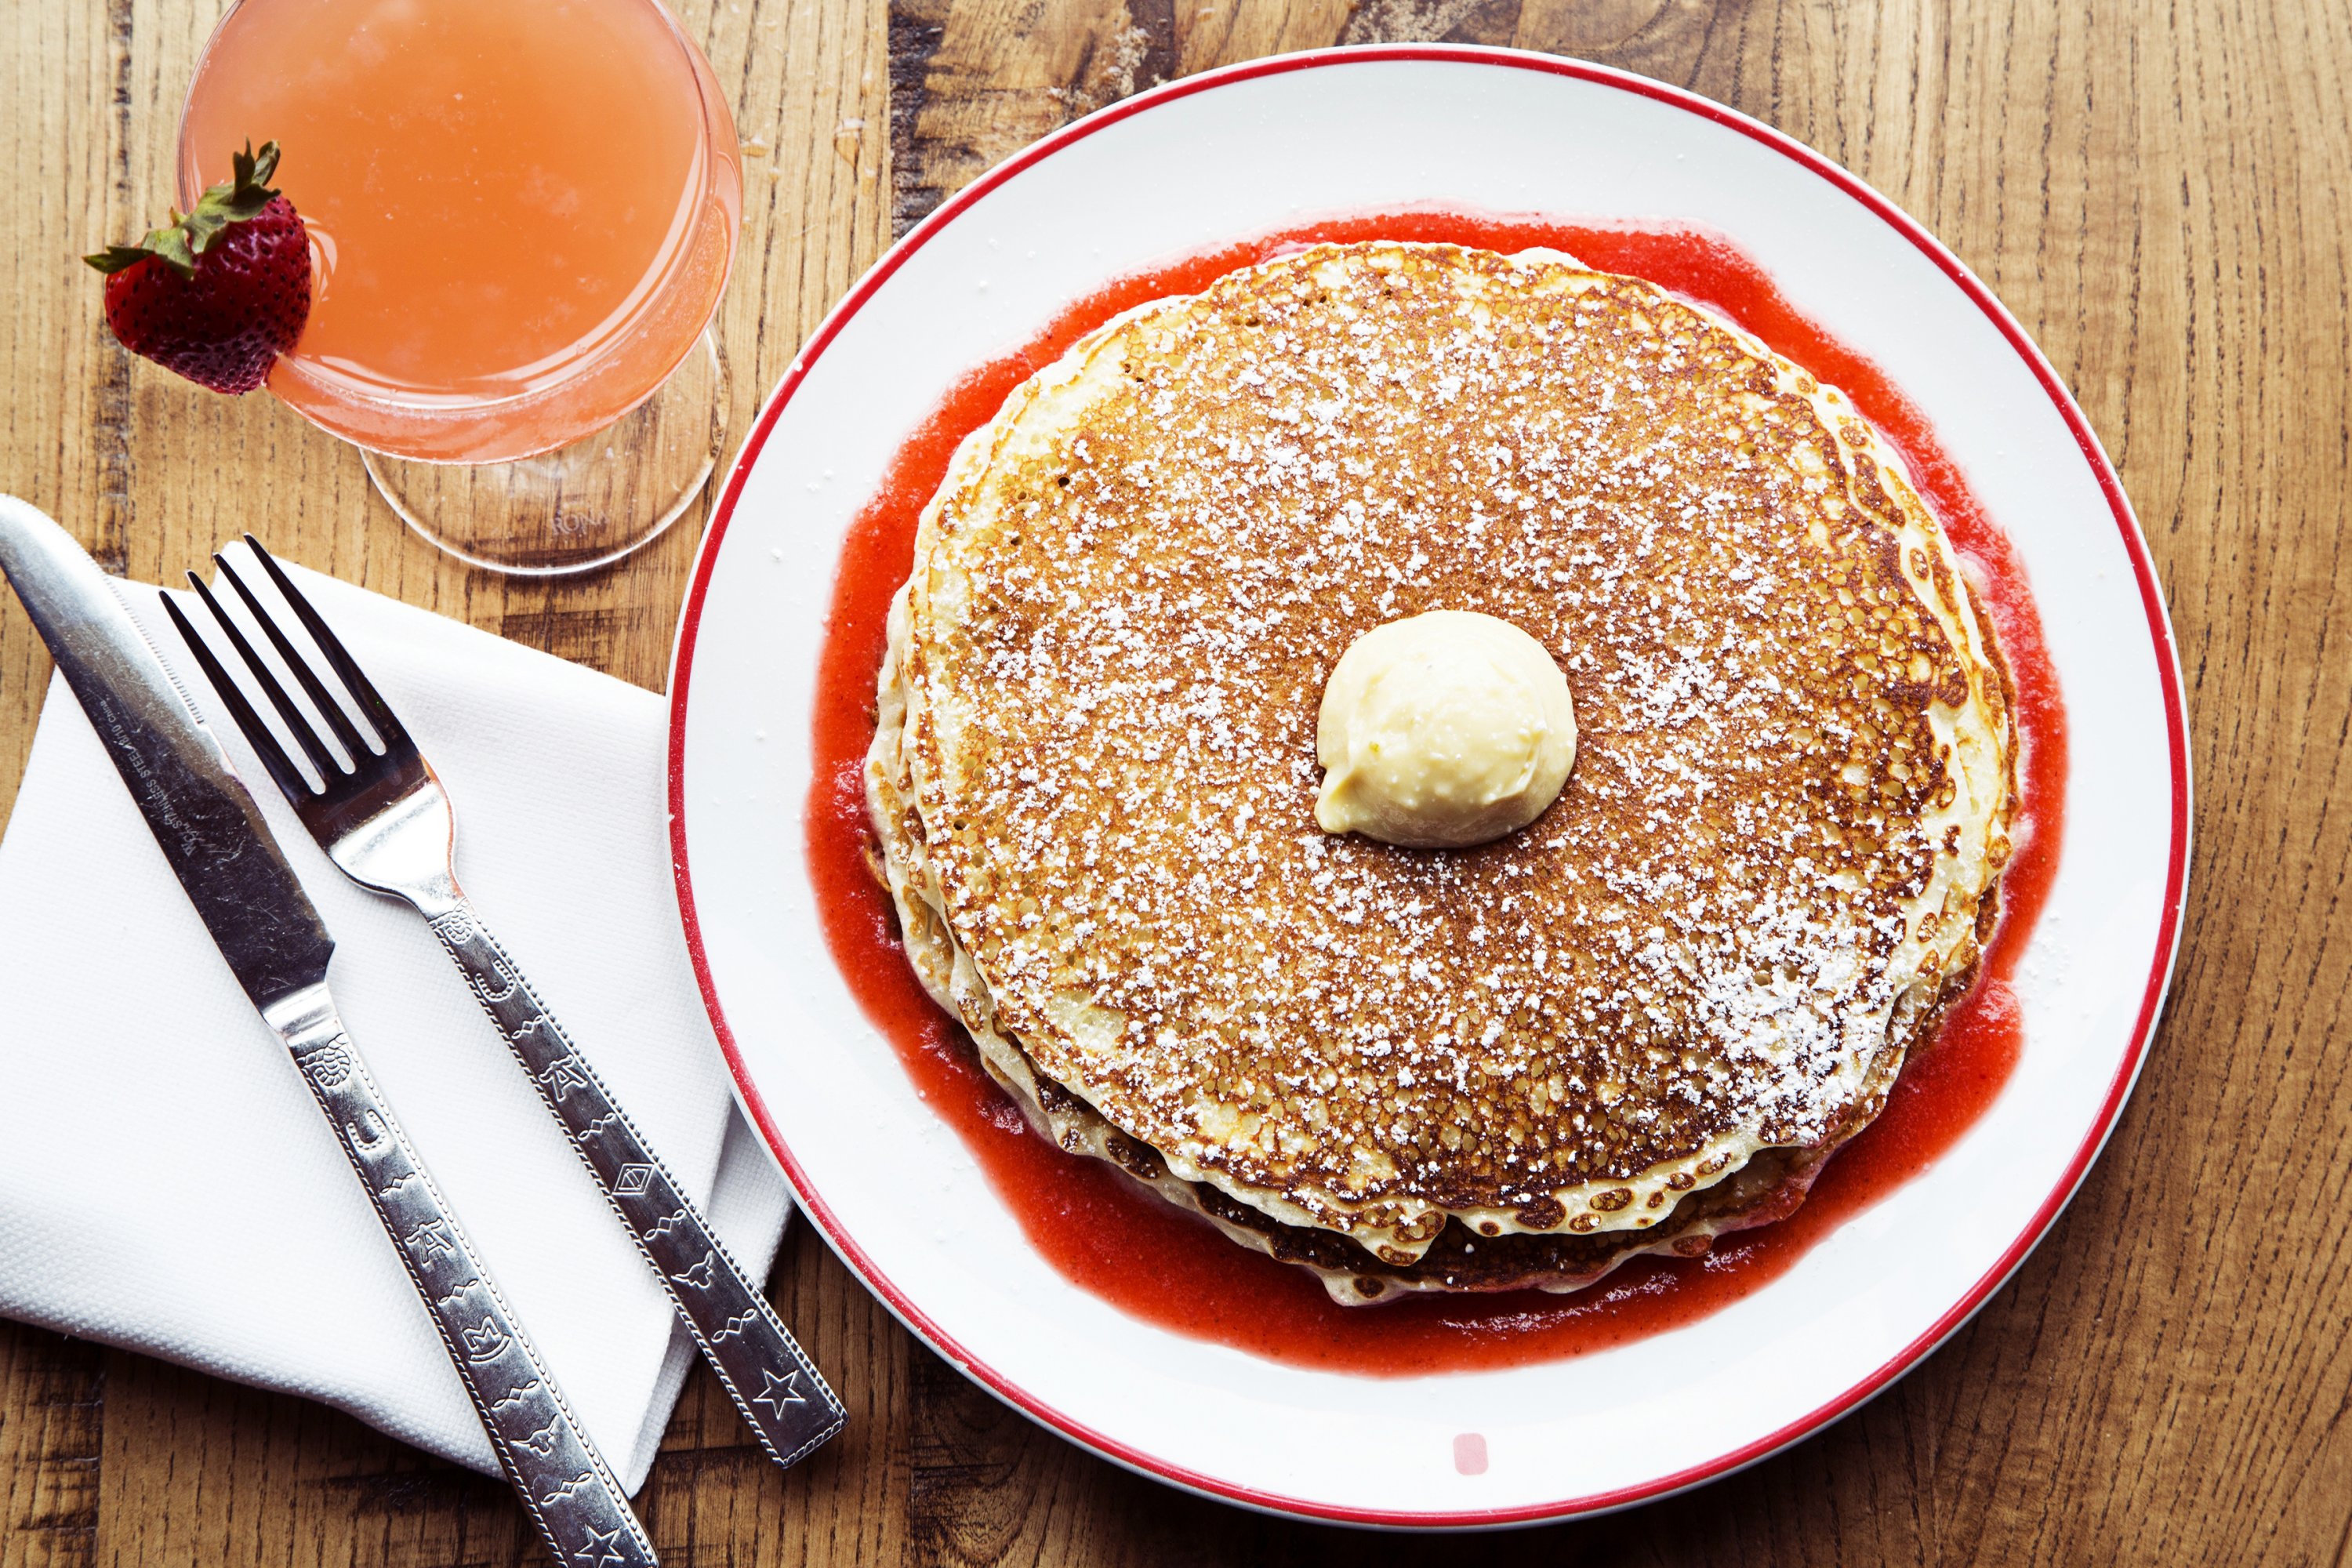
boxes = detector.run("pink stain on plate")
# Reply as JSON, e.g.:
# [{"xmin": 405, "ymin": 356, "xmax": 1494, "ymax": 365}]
[{"xmin": 1453, "ymin": 1432, "xmax": 1489, "ymax": 1475}]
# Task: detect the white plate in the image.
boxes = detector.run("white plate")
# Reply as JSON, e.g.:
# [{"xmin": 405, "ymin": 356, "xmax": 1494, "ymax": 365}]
[{"xmin": 667, "ymin": 46, "xmax": 2190, "ymax": 1525}]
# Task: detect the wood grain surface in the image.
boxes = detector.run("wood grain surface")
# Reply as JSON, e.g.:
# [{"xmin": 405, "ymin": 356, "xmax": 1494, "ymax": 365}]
[{"xmin": 0, "ymin": 0, "xmax": 2335, "ymax": 1563}]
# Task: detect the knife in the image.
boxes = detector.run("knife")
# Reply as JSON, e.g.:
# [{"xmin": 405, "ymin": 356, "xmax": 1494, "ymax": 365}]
[{"xmin": 0, "ymin": 495, "xmax": 658, "ymax": 1568}]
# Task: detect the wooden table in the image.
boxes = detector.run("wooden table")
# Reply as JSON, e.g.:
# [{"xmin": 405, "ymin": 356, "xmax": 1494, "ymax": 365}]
[{"xmin": 0, "ymin": 0, "xmax": 2335, "ymax": 1561}]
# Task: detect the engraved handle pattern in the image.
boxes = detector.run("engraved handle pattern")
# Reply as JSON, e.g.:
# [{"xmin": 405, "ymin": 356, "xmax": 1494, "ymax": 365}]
[
  {"xmin": 430, "ymin": 901, "xmax": 846, "ymax": 1468},
  {"xmin": 285, "ymin": 1007, "xmax": 656, "ymax": 1568}
]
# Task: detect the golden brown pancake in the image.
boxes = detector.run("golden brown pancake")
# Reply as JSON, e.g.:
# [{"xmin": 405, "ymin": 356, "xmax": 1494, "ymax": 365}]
[{"xmin": 868, "ymin": 241, "xmax": 2015, "ymax": 1298}]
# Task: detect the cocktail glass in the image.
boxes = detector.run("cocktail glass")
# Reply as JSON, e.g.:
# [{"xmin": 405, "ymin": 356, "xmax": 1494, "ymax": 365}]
[{"xmin": 178, "ymin": 0, "xmax": 742, "ymax": 575}]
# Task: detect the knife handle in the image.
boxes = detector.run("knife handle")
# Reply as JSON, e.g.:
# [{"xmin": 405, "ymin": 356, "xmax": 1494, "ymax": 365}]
[
  {"xmin": 271, "ymin": 982, "xmax": 659, "ymax": 1568},
  {"xmin": 427, "ymin": 900, "xmax": 847, "ymax": 1468}
]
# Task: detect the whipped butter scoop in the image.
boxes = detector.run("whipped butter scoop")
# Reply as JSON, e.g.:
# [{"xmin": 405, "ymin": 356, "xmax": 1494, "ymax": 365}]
[{"xmin": 1313, "ymin": 609, "xmax": 1577, "ymax": 849}]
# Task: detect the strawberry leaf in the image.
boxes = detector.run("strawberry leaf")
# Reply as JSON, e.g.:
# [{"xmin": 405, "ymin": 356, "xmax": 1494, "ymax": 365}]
[
  {"xmin": 84, "ymin": 139, "xmax": 285, "ymax": 277},
  {"xmin": 83, "ymin": 244, "xmax": 158, "ymax": 275}
]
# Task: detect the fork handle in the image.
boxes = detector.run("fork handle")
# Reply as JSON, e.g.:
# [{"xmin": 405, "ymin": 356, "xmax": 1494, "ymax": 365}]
[
  {"xmin": 272, "ymin": 985, "xmax": 657, "ymax": 1568},
  {"xmin": 427, "ymin": 900, "xmax": 846, "ymax": 1468}
]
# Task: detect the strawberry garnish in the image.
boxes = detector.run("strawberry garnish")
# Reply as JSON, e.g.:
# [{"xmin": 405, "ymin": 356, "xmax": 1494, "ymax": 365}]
[{"xmin": 85, "ymin": 141, "xmax": 311, "ymax": 395}]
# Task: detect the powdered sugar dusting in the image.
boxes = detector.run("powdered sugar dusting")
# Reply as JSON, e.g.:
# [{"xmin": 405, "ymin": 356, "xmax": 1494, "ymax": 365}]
[{"xmin": 887, "ymin": 242, "xmax": 2006, "ymax": 1250}]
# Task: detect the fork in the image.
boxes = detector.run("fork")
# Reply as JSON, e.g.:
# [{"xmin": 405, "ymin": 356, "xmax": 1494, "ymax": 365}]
[{"xmin": 162, "ymin": 538, "xmax": 846, "ymax": 1472}]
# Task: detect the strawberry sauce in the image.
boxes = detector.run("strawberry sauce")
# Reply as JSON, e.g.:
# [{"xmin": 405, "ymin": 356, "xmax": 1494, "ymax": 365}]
[{"xmin": 805, "ymin": 216, "xmax": 2068, "ymax": 1374}]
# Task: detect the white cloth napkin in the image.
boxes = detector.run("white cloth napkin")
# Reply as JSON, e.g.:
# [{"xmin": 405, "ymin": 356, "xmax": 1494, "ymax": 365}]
[{"xmin": 0, "ymin": 552, "xmax": 790, "ymax": 1489}]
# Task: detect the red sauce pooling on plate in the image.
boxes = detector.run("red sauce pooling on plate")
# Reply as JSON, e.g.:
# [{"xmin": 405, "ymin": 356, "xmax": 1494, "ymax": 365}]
[{"xmin": 805, "ymin": 216, "xmax": 2069, "ymax": 1373}]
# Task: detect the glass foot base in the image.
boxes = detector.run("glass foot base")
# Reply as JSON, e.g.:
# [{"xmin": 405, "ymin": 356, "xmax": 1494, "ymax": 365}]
[{"xmin": 364, "ymin": 332, "xmax": 728, "ymax": 576}]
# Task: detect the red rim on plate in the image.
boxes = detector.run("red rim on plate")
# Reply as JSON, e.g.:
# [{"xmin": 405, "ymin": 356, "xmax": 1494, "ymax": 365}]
[{"xmin": 666, "ymin": 44, "xmax": 2193, "ymax": 1526}]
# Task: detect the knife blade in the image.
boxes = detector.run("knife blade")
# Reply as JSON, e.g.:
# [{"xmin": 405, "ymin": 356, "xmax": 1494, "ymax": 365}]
[
  {"xmin": 0, "ymin": 498, "xmax": 332, "ymax": 1012},
  {"xmin": 0, "ymin": 495, "xmax": 660, "ymax": 1568}
]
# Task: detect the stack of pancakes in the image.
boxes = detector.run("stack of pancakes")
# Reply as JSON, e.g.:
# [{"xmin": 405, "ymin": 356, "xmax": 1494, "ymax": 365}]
[{"xmin": 867, "ymin": 241, "xmax": 2016, "ymax": 1304}]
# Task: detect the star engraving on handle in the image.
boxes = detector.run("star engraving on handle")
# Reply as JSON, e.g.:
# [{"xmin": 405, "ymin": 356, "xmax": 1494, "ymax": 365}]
[
  {"xmin": 749, "ymin": 1368, "xmax": 807, "ymax": 1417},
  {"xmin": 571, "ymin": 1523, "xmax": 633, "ymax": 1567},
  {"xmin": 668, "ymin": 1250, "xmax": 717, "ymax": 1290}
]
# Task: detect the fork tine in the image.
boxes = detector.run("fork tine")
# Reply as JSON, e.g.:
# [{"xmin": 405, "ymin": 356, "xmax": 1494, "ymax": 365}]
[
  {"xmin": 213, "ymin": 549, "xmax": 373, "ymax": 762},
  {"xmin": 184, "ymin": 568, "xmax": 343, "ymax": 784},
  {"xmin": 241, "ymin": 535, "xmax": 410, "ymax": 752},
  {"xmin": 161, "ymin": 590, "xmax": 316, "ymax": 804}
]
